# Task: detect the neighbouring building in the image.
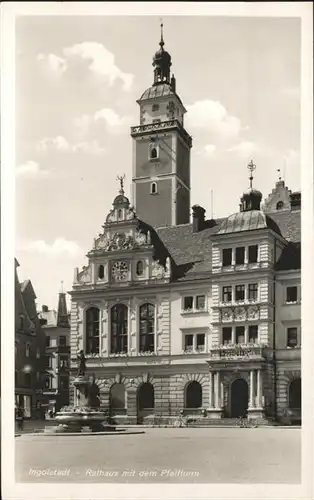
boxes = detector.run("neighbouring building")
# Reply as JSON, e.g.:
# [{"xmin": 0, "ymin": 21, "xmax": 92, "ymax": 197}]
[
  {"xmin": 38, "ymin": 291, "xmax": 71, "ymax": 413},
  {"xmin": 69, "ymin": 27, "xmax": 301, "ymax": 424},
  {"xmin": 15, "ymin": 259, "xmax": 46, "ymax": 417}
]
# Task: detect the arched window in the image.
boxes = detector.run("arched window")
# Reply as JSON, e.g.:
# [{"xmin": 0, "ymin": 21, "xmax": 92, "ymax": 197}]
[
  {"xmin": 150, "ymin": 182, "xmax": 158, "ymax": 194},
  {"xmin": 138, "ymin": 383, "xmax": 154, "ymax": 410},
  {"xmin": 110, "ymin": 383, "xmax": 126, "ymax": 410},
  {"xmin": 118, "ymin": 209, "xmax": 123, "ymax": 219},
  {"xmin": 25, "ymin": 343, "xmax": 31, "ymax": 358},
  {"xmin": 185, "ymin": 381, "xmax": 202, "ymax": 408},
  {"xmin": 139, "ymin": 303, "xmax": 155, "ymax": 352},
  {"xmin": 98, "ymin": 265, "xmax": 104, "ymax": 280},
  {"xmin": 276, "ymin": 201, "xmax": 284, "ymax": 210},
  {"xmin": 86, "ymin": 307, "xmax": 100, "ymax": 354},
  {"xmin": 111, "ymin": 304, "xmax": 128, "ymax": 354},
  {"xmin": 136, "ymin": 261, "xmax": 144, "ymax": 276},
  {"xmin": 289, "ymin": 378, "xmax": 301, "ymax": 409}
]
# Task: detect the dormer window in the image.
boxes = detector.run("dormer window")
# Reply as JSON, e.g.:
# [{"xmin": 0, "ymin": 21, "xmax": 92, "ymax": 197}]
[
  {"xmin": 276, "ymin": 201, "xmax": 284, "ymax": 210},
  {"xmin": 98, "ymin": 265, "xmax": 104, "ymax": 280},
  {"xmin": 152, "ymin": 104, "xmax": 159, "ymax": 112},
  {"xmin": 150, "ymin": 182, "xmax": 158, "ymax": 195}
]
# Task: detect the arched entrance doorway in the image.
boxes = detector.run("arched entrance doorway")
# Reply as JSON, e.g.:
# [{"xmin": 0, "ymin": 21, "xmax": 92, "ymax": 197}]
[
  {"xmin": 289, "ymin": 378, "xmax": 301, "ymax": 409},
  {"xmin": 137, "ymin": 383, "xmax": 154, "ymax": 423},
  {"xmin": 230, "ymin": 378, "xmax": 249, "ymax": 417},
  {"xmin": 185, "ymin": 381, "xmax": 202, "ymax": 408}
]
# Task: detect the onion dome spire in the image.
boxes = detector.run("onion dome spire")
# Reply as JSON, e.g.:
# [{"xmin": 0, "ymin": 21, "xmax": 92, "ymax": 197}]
[
  {"xmin": 240, "ymin": 160, "xmax": 263, "ymax": 212},
  {"xmin": 152, "ymin": 23, "xmax": 172, "ymax": 86}
]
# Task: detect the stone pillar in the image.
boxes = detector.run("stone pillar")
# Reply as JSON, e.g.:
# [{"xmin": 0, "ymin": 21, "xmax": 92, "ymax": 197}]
[
  {"xmin": 257, "ymin": 369, "xmax": 262, "ymax": 408},
  {"xmin": 215, "ymin": 372, "xmax": 220, "ymax": 408},
  {"xmin": 244, "ymin": 325, "xmax": 248, "ymax": 344},
  {"xmin": 249, "ymin": 370, "xmax": 255, "ymax": 408},
  {"xmin": 231, "ymin": 327, "xmax": 235, "ymax": 345},
  {"xmin": 209, "ymin": 372, "xmax": 214, "ymax": 408}
]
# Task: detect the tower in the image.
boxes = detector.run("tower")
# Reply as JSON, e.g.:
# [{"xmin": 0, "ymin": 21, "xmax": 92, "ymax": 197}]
[
  {"xmin": 57, "ymin": 282, "xmax": 69, "ymax": 328},
  {"xmin": 131, "ymin": 24, "xmax": 192, "ymax": 228}
]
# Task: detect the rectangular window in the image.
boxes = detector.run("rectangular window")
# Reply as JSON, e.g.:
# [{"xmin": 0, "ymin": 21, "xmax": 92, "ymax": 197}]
[
  {"xmin": 183, "ymin": 296, "xmax": 194, "ymax": 311},
  {"xmin": 45, "ymin": 336, "xmax": 50, "ymax": 347},
  {"xmin": 59, "ymin": 336, "xmax": 67, "ymax": 347},
  {"xmin": 196, "ymin": 333, "xmax": 205, "ymax": 351},
  {"xmin": 222, "ymin": 248, "xmax": 232, "ymax": 267},
  {"xmin": 60, "ymin": 355, "xmax": 69, "ymax": 368},
  {"xmin": 152, "ymin": 104, "xmax": 159, "ymax": 112},
  {"xmin": 184, "ymin": 334, "xmax": 193, "ymax": 352},
  {"xmin": 286, "ymin": 286, "xmax": 298, "ymax": 303},
  {"xmin": 44, "ymin": 377, "xmax": 50, "ymax": 389},
  {"xmin": 195, "ymin": 295, "xmax": 206, "ymax": 310},
  {"xmin": 287, "ymin": 327, "xmax": 298, "ymax": 348},
  {"xmin": 248, "ymin": 245, "xmax": 258, "ymax": 263},
  {"xmin": 235, "ymin": 247, "xmax": 245, "ymax": 265},
  {"xmin": 235, "ymin": 326, "xmax": 245, "ymax": 344},
  {"xmin": 222, "ymin": 327, "xmax": 232, "ymax": 345},
  {"xmin": 222, "ymin": 286, "xmax": 232, "ymax": 302},
  {"xmin": 43, "ymin": 356, "xmax": 51, "ymax": 369},
  {"xmin": 248, "ymin": 283, "xmax": 258, "ymax": 300},
  {"xmin": 235, "ymin": 285, "xmax": 245, "ymax": 302},
  {"xmin": 248, "ymin": 325, "xmax": 258, "ymax": 343}
]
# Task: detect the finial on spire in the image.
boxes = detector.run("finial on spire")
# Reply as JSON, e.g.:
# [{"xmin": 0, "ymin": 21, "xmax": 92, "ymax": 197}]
[
  {"xmin": 117, "ymin": 174, "xmax": 125, "ymax": 195},
  {"xmin": 277, "ymin": 168, "xmax": 282, "ymax": 181},
  {"xmin": 60, "ymin": 280, "xmax": 64, "ymax": 293},
  {"xmin": 247, "ymin": 159, "xmax": 256, "ymax": 189},
  {"xmin": 160, "ymin": 21, "xmax": 164, "ymax": 48}
]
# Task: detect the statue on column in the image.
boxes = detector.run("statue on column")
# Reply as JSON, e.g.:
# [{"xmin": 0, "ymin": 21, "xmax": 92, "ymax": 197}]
[{"xmin": 77, "ymin": 350, "xmax": 86, "ymax": 376}]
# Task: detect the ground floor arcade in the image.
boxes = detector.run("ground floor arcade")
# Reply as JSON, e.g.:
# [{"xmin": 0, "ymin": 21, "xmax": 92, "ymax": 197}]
[{"xmin": 69, "ymin": 360, "xmax": 301, "ymax": 424}]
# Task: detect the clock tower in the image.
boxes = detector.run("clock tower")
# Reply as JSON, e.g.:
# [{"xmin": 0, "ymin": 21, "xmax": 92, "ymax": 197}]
[{"xmin": 131, "ymin": 24, "xmax": 192, "ymax": 228}]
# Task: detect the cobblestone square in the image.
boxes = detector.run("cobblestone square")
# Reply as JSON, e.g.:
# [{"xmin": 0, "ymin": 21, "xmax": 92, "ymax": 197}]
[{"xmin": 15, "ymin": 427, "xmax": 300, "ymax": 483}]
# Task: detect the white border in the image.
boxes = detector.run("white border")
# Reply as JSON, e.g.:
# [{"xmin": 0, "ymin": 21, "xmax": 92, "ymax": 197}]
[{"xmin": 1, "ymin": 2, "xmax": 313, "ymax": 500}]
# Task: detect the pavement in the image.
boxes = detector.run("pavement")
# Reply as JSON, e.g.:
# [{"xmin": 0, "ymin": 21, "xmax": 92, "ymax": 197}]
[{"xmin": 15, "ymin": 427, "xmax": 301, "ymax": 483}]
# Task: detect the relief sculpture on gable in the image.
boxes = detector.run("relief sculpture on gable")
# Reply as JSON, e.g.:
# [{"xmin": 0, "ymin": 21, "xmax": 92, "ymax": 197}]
[
  {"xmin": 94, "ymin": 230, "xmax": 150, "ymax": 252},
  {"xmin": 77, "ymin": 266, "xmax": 92, "ymax": 284},
  {"xmin": 151, "ymin": 259, "xmax": 165, "ymax": 279}
]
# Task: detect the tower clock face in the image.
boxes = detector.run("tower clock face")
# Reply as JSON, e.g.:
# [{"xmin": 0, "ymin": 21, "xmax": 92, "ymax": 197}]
[{"xmin": 111, "ymin": 261, "xmax": 129, "ymax": 282}]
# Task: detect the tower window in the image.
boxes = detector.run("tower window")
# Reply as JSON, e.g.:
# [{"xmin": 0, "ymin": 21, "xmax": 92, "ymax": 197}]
[
  {"xmin": 136, "ymin": 261, "xmax": 144, "ymax": 276},
  {"xmin": 98, "ymin": 265, "xmax": 105, "ymax": 280},
  {"xmin": 150, "ymin": 182, "xmax": 158, "ymax": 194},
  {"xmin": 149, "ymin": 143, "xmax": 159, "ymax": 160},
  {"xmin": 276, "ymin": 201, "xmax": 284, "ymax": 210},
  {"xmin": 248, "ymin": 245, "xmax": 258, "ymax": 263},
  {"xmin": 152, "ymin": 104, "xmax": 159, "ymax": 112}
]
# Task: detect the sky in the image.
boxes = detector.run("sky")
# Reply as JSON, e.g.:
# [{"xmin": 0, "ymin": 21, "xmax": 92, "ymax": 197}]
[{"xmin": 15, "ymin": 15, "xmax": 301, "ymax": 311}]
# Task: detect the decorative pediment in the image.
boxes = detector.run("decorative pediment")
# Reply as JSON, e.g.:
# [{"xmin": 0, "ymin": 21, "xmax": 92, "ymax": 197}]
[
  {"xmin": 77, "ymin": 266, "xmax": 91, "ymax": 284},
  {"xmin": 106, "ymin": 205, "xmax": 136, "ymax": 223},
  {"xmin": 94, "ymin": 229, "xmax": 151, "ymax": 253}
]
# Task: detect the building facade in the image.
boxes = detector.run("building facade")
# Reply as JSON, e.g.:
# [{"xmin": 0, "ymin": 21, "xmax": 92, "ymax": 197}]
[
  {"xmin": 38, "ymin": 292, "xmax": 70, "ymax": 413},
  {"xmin": 15, "ymin": 259, "xmax": 46, "ymax": 417},
  {"xmin": 69, "ymin": 29, "xmax": 301, "ymax": 424}
]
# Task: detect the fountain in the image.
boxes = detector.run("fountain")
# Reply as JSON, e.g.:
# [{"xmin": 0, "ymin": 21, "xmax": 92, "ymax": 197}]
[{"xmin": 52, "ymin": 351, "xmax": 113, "ymax": 433}]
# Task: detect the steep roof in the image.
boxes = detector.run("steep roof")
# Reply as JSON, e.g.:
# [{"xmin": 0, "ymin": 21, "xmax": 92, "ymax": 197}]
[
  {"xmin": 153, "ymin": 209, "xmax": 300, "ymax": 281},
  {"xmin": 217, "ymin": 210, "xmax": 281, "ymax": 236}
]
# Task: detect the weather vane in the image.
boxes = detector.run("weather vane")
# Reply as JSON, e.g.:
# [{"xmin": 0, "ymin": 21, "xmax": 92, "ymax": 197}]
[
  {"xmin": 159, "ymin": 18, "xmax": 164, "ymax": 47},
  {"xmin": 247, "ymin": 159, "xmax": 256, "ymax": 189},
  {"xmin": 117, "ymin": 174, "xmax": 125, "ymax": 193}
]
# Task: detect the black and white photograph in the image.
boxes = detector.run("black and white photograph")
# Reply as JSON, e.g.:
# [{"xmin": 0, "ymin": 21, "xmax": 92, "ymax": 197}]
[{"xmin": 1, "ymin": 2, "xmax": 313, "ymax": 500}]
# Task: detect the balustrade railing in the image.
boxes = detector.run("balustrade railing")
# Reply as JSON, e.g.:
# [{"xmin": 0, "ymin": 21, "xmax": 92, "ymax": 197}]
[{"xmin": 209, "ymin": 343, "xmax": 266, "ymax": 360}]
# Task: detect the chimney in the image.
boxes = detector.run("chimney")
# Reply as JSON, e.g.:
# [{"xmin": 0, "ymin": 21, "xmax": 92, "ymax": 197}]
[
  {"xmin": 290, "ymin": 192, "xmax": 301, "ymax": 211},
  {"xmin": 192, "ymin": 205, "xmax": 206, "ymax": 233},
  {"xmin": 42, "ymin": 305, "xmax": 49, "ymax": 313}
]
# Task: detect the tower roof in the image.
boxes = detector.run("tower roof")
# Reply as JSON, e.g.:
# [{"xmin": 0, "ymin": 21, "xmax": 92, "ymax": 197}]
[
  {"xmin": 217, "ymin": 210, "xmax": 282, "ymax": 236},
  {"xmin": 57, "ymin": 283, "xmax": 69, "ymax": 328},
  {"xmin": 152, "ymin": 23, "xmax": 172, "ymax": 86}
]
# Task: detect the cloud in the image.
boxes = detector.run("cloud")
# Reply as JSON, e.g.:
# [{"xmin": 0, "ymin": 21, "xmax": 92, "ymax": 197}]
[
  {"xmin": 228, "ymin": 141, "xmax": 259, "ymax": 158},
  {"xmin": 16, "ymin": 161, "xmax": 51, "ymax": 178},
  {"xmin": 37, "ymin": 53, "xmax": 67, "ymax": 75},
  {"xmin": 75, "ymin": 108, "xmax": 132, "ymax": 137},
  {"xmin": 37, "ymin": 136, "xmax": 105, "ymax": 155},
  {"xmin": 186, "ymin": 100, "xmax": 243, "ymax": 140},
  {"xmin": 63, "ymin": 42, "xmax": 134, "ymax": 90},
  {"xmin": 24, "ymin": 238, "xmax": 81, "ymax": 256},
  {"xmin": 203, "ymin": 144, "xmax": 216, "ymax": 156}
]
